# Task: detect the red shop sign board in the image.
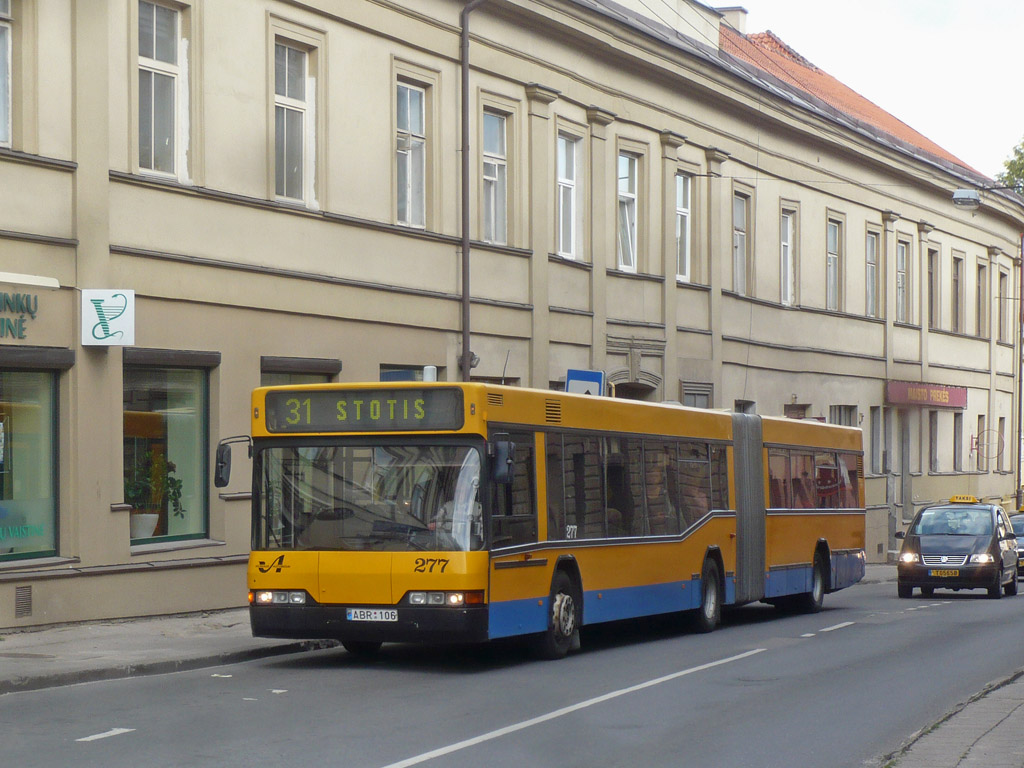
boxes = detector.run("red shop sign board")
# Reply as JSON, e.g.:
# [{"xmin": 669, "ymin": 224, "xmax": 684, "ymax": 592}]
[{"xmin": 885, "ymin": 380, "xmax": 967, "ymax": 409}]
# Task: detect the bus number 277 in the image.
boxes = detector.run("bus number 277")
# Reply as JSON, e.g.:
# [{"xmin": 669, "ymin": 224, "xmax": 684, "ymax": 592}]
[{"xmin": 413, "ymin": 558, "xmax": 449, "ymax": 573}]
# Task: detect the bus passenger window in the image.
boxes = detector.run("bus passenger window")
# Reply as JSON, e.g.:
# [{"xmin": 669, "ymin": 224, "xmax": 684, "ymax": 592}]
[
  {"xmin": 561, "ymin": 435, "xmax": 604, "ymax": 540},
  {"xmin": 644, "ymin": 441, "xmax": 680, "ymax": 535},
  {"xmin": 768, "ymin": 449, "xmax": 790, "ymax": 508},
  {"xmin": 678, "ymin": 441, "xmax": 712, "ymax": 528},
  {"xmin": 791, "ymin": 452, "xmax": 815, "ymax": 509},
  {"xmin": 604, "ymin": 438, "xmax": 642, "ymax": 537},
  {"xmin": 489, "ymin": 432, "xmax": 537, "ymax": 548},
  {"xmin": 546, "ymin": 434, "xmax": 566, "ymax": 540},
  {"xmin": 838, "ymin": 453, "xmax": 860, "ymax": 508}
]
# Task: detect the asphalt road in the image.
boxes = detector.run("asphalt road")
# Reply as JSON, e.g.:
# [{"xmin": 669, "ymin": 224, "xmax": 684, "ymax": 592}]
[{"xmin": 5, "ymin": 580, "xmax": 1024, "ymax": 768}]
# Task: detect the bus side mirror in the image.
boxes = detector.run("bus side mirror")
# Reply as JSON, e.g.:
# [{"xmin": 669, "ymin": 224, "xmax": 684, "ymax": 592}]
[
  {"xmin": 492, "ymin": 440, "xmax": 515, "ymax": 485},
  {"xmin": 214, "ymin": 436, "xmax": 252, "ymax": 488}
]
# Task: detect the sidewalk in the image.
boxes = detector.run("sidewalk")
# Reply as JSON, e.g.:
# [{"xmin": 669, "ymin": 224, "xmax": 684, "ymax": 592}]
[
  {"xmin": 0, "ymin": 607, "xmax": 334, "ymax": 695},
  {"xmin": 1, "ymin": 566, "xmax": 1022, "ymax": 767}
]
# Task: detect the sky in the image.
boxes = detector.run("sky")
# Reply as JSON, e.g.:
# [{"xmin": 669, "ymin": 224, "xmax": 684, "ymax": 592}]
[{"xmin": 724, "ymin": 0, "xmax": 1024, "ymax": 180}]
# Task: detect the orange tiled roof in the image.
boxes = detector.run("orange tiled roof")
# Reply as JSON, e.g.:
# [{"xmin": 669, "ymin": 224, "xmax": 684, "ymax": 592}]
[{"xmin": 720, "ymin": 25, "xmax": 975, "ymax": 174}]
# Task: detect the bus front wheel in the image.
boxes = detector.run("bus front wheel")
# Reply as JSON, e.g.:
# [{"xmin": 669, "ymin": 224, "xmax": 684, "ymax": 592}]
[
  {"xmin": 533, "ymin": 570, "xmax": 581, "ymax": 660},
  {"xmin": 694, "ymin": 558, "xmax": 721, "ymax": 633}
]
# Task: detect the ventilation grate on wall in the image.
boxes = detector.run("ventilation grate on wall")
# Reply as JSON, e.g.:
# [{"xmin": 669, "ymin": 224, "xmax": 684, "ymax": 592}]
[
  {"xmin": 545, "ymin": 399, "xmax": 562, "ymax": 424},
  {"xmin": 487, "ymin": 393, "xmax": 504, "ymax": 407},
  {"xmin": 14, "ymin": 585, "xmax": 32, "ymax": 619}
]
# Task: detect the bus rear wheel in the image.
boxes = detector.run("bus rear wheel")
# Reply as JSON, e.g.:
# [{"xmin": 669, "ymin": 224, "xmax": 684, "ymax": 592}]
[
  {"xmin": 533, "ymin": 570, "xmax": 581, "ymax": 660},
  {"xmin": 794, "ymin": 552, "xmax": 826, "ymax": 613},
  {"xmin": 694, "ymin": 558, "xmax": 721, "ymax": 633}
]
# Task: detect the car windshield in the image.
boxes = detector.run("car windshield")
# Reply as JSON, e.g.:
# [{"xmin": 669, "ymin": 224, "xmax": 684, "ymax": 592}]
[
  {"xmin": 910, "ymin": 507, "xmax": 993, "ymax": 536},
  {"xmin": 254, "ymin": 442, "xmax": 484, "ymax": 552},
  {"xmin": 1012, "ymin": 517, "xmax": 1024, "ymax": 536}
]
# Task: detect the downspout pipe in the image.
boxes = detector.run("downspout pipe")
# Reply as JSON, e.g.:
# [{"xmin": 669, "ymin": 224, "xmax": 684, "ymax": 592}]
[
  {"xmin": 460, "ymin": 0, "xmax": 487, "ymax": 382},
  {"xmin": 1017, "ymin": 232, "xmax": 1023, "ymax": 509}
]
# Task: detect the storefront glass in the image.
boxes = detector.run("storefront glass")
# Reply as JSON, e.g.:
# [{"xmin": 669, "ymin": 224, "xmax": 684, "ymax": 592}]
[
  {"xmin": 124, "ymin": 366, "xmax": 207, "ymax": 542},
  {"xmin": 0, "ymin": 371, "xmax": 57, "ymax": 561}
]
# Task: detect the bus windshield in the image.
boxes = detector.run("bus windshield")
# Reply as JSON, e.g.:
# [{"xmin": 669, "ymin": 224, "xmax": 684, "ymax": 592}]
[{"xmin": 254, "ymin": 442, "xmax": 484, "ymax": 552}]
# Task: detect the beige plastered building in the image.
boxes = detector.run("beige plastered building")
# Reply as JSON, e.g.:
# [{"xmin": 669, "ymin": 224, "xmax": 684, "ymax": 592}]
[{"xmin": 0, "ymin": 0, "xmax": 1022, "ymax": 628}]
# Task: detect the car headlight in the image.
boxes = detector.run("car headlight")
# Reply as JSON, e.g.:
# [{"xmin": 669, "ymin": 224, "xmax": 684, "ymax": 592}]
[
  {"xmin": 899, "ymin": 552, "xmax": 920, "ymax": 563},
  {"xmin": 970, "ymin": 554, "xmax": 996, "ymax": 564}
]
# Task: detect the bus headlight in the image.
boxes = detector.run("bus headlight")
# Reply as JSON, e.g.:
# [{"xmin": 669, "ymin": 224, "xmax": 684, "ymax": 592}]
[
  {"xmin": 252, "ymin": 590, "xmax": 306, "ymax": 605},
  {"xmin": 406, "ymin": 591, "xmax": 485, "ymax": 607}
]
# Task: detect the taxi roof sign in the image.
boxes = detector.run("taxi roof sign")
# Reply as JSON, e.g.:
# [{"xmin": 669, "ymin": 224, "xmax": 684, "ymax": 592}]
[{"xmin": 949, "ymin": 494, "xmax": 980, "ymax": 504}]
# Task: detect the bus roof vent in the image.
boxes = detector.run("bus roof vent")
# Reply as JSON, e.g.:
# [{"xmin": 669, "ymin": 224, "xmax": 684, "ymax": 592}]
[
  {"xmin": 487, "ymin": 392, "xmax": 504, "ymax": 407},
  {"xmin": 545, "ymin": 399, "xmax": 562, "ymax": 424}
]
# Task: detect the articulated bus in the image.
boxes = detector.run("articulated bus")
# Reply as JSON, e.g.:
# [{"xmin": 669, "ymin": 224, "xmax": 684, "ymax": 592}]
[{"xmin": 216, "ymin": 382, "xmax": 865, "ymax": 659}]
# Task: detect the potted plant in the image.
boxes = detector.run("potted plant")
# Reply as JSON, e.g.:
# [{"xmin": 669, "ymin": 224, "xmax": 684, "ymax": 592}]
[{"xmin": 126, "ymin": 449, "xmax": 185, "ymax": 538}]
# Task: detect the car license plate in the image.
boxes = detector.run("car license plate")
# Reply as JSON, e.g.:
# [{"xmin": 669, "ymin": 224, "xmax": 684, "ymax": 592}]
[
  {"xmin": 346, "ymin": 608, "xmax": 398, "ymax": 622},
  {"xmin": 929, "ymin": 569, "xmax": 959, "ymax": 577}
]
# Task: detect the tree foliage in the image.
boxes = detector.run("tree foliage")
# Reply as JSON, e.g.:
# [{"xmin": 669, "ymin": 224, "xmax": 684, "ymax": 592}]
[{"xmin": 996, "ymin": 135, "xmax": 1024, "ymax": 194}]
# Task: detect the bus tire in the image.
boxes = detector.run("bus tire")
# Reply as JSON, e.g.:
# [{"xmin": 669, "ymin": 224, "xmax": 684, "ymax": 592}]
[
  {"xmin": 694, "ymin": 558, "xmax": 721, "ymax": 633},
  {"xmin": 533, "ymin": 570, "xmax": 581, "ymax": 660},
  {"xmin": 342, "ymin": 640, "xmax": 382, "ymax": 657},
  {"xmin": 794, "ymin": 552, "xmax": 826, "ymax": 613}
]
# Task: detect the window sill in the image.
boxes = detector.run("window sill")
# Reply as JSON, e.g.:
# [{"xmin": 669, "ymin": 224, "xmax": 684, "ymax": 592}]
[{"xmin": 130, "ymin": 538, "xmax": 227, "ymax": 556}]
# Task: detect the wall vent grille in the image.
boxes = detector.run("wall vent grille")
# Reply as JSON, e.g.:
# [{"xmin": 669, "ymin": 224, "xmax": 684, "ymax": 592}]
[{"xmin": 14, "ymin": 585, "xmax": 31, "ymax": 618}]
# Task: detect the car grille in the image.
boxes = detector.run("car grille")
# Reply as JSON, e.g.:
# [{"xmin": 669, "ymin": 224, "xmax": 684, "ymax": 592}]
[{"xmin": 922, "ymin": 554, "xmax": 968, "ymax": 566}]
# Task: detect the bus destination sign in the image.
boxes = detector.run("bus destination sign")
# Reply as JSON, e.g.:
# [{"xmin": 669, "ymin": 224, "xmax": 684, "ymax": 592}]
[{"xmin": 264, "ymin": 388, "xmax": 465, "ymax": 433}]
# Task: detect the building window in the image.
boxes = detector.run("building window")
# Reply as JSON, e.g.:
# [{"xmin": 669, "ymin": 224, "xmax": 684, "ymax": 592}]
[
  {"xmin": 780, "ymin": 209, "xmax": 796, "ymax": 305},
  {"xmin": 396, "ymin": 82, "xmax": 426, "ymax": 228},
  {"xmin": 977, "ymin": 414, "xmax": 987, "ymax": 471},
  {"xmin": 999, "ymin": 270, "xmax": 1010, "ymax": 342},
  {"xmin": 896, "ymin": 240, "xmax": 909, "ymax": 323},
  {"xmin": 676, "ymin": 174, "xmax": 692, "ymax": 281},
  {"xmin": 928, "ymin": 248, "xmax": 939, "ymax": 329},
  {"xmin": 976, "ymin": 262, "xmax": 988, "ymax": 337},
  {"xmin": 0, "ymin": 0, "xmax": 10, "ymax": 147},
  {"xmin": 870, "ymin": 406, "xmax": 882, "ymax": 474},
  {"xmin": 138, "ymin": 1, "xmax": 182, "ymax": 175},
  {"xmin": 557, "ymin": 133, "xmax": 580, "ymax": 258},
  {"xmin": 998, "ymin": 416, "xmax": 1006, "ymax": 472},
  {"xmin": 826, "ymin": 218, "xmax": 842, "ymax": 311},
  {"xmin": 883, "ymin": 406, "xmax": 893, "ymax": 473},
  {"xmin": 681, "ymin": 381, "xmax": 712, "ymax": 408},
  {"xmin": 928, "ymin": 410, "xmax": 938, "ymax": 473},
  {"xmin": 124, "ymin": 366, "xmax": 207, "ymax": 542},
  {"xmin": 829, "ymin": 405, "xmax": 857, "ymax": 426},
  {"xmin": 617, "ymin": 152, "xmax": 638, "ymax": 271},
  {"xmin": 260, "ymin": 355, "xmax": 341, "ymax": 387},
  {"xmin": 482, "ymin": 110, "xmax": 507, "ymax": 245},
  {"xmin": 953, "ymin": 411, "xmax": 963, "ymax": 471},
  {"xmin": 952, "ymin": 254, "xmax": 964, "ymax": 332},
  {"xmin": 0, "ymin": 371, "xmax": 57, "ymax": 562},
  {"xmin": 865, "ymin": 231, "xmax": 879, "ymax": 318},
  {"xmin": 274, "ymin": 41, "xmax": 309, "ymax": 202},
  {"xmin": 732, "ymin": 193, "xmax": 749, "ymax": 294}
]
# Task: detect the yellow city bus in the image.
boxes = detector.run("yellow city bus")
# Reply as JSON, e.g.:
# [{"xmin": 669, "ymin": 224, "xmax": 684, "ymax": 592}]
[{"xmin": 216, "ymin": 382, "xmax": 865, "ymax": 658}]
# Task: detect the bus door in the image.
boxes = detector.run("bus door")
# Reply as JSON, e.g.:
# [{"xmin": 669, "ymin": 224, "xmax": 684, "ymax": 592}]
[{"xmin": 732, "ymin": 413, "xmax": 766, "ymax": 604}]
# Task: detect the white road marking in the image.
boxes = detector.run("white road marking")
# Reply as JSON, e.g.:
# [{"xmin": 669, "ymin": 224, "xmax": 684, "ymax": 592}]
[
  {"xmin": 819, "ymin": 621, "xmax": 855, "ymax": 633},
  {"xmin": 211, "ymin": 673, "xmax": 233, "ymax": 678},
  {"xmin": 800, "ymin": 633, "xmax": 816, "ymax": 638},
  {"xmin": 271, "ymin": 689, "xmax": 287, "ymax": 694},
  {"xmin": 377, "ymin": 649, "xmax": 766, "ymax": 768},
  {"xmin": 76, "ymin": 728, "xmax": 136, "ymax": 742},
  {"xmin": 243, "ymin": 698, "xmax": 258, "ymax": 701}
]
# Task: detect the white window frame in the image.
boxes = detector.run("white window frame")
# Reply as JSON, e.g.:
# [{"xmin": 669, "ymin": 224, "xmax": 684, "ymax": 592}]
[
  {"xmin": 826, "ymin": 218, "xmax": 842, "ymax": 311},
  {"xmin": 896, "ymin": 240, "xmax": 908, "ymax": 323},
  {"xmin": 866, "ymin": 231, "xmax": 879, "ymax": 318},
  {"xmin": 617, "ymin": 152, "xmax": 638, "ymax": 272},
  {"xmin": 952, "ymin": 253, "xmax": 965, "ymax": 332},
  {"xmin": 482, "ymin": 110, "xmax": 508, "ymax": 245},
  {"xmin": 274, "ymin": 40, "xmax": 312, "ymax": 204},
  {"xmin": 138, "ymin": 0, "xmax": 186, "ymax": 178},
  {"xmin": 0, "ymin": 0, "xmax": 10, "ymax": 148},
  {"xmin": 732, "ymin": 192, "xmax": 749, "ymax": 294},
  {"xmin": 780, "ymin": 209, "xmax": 795, "ymax": 305},
  {"xmin": 676, "ymin": 173, "xmax": 692, "ymax": 281},
  {"xmin": 396, "ymin": 81, "xmax": 426, "ymax": 228},
  {"xmin": 976, "ymin": 262, "xmax": 988, "ymax": 338},
  {"xmin": 953, "ymin": 411, "xmax": 963, "ymax": 472},
  {"xmin": 999, "ymin": 270, "xmax": 1009, "ymax": 342},
  {"xmin": 557, "ymin": 132, "xmax": 580, "ymax": 258}
]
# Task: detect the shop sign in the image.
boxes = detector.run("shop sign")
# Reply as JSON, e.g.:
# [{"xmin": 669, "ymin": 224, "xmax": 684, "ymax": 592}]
[
  {"xmin": 81, "ymin": 290, "xmax": 135, "ymax": 346},
  {"xmin": 0, "ymin": 292, "xmax": 39, "ymax": 340},
  {"xmin": 885, "ymin": 380, "xmax": 967, "ymax": 409}
]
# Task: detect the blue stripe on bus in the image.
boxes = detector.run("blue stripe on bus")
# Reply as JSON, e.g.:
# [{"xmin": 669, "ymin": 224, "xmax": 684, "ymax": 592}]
[
  {"xmin": 488, "ymin": 597, "xmax": 549, "ymax": 639},
  {"xmin": 581, "ymin": 580, "xmax": 701, "ymax": 624},
  {"xmin": 765, "ymin": 565, "xmax": 812, "ymax": 598}
]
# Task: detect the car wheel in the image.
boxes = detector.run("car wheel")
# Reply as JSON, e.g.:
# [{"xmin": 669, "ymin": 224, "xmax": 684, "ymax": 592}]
[
  {"xmin": 897, "ymin": 583, "xmax": 912, "ymax": 599},
  {"xmin": 1005, "ymin": 567, "xmax": 1018, "ymax": 596},
  {"xmin": 988, "ymin": 577, "xmax": 1003, "ymax": 599}
]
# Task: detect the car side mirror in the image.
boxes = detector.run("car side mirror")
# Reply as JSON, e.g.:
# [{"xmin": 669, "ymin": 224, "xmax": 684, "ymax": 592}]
[{"xmin": 894, "ymin": 530, "xmax": 906, "ymax": 540}]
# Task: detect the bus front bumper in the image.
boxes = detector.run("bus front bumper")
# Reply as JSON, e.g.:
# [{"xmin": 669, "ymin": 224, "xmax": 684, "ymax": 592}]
[{"xmin": 249, "ymin": 603, "xmax": 490, "ymax": 644}]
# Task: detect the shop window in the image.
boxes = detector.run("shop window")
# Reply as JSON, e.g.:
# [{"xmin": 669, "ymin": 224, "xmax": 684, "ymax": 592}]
[
  {"xmin": 0, "ymin": 371, "xmax": 57, "ymax": 561},
  {"xmin": 124, "ymin": 365, "xmax": 207, "ymax": 542}
]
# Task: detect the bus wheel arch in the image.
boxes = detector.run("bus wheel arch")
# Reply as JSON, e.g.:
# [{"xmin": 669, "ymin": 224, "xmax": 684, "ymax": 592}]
[{"xmin": 533, "ymin": 558, "xmax": 582, "ymax": 660}]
